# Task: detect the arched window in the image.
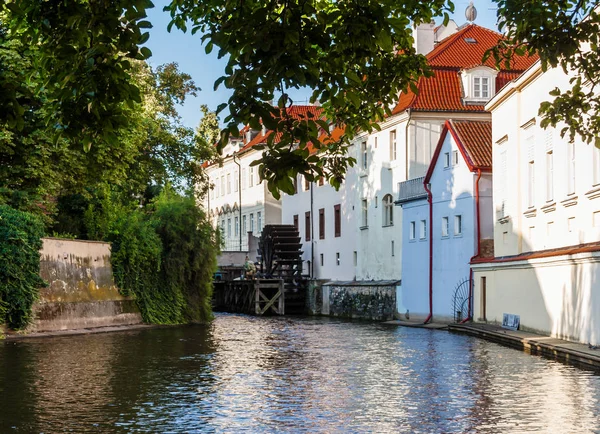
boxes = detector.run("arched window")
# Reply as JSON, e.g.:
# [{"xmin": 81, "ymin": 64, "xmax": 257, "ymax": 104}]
[{"xmin": 383, "ymin": 194, "xmax": 394, "ymax": 226}]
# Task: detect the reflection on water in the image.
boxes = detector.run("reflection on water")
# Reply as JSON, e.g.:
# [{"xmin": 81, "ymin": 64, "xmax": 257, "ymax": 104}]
[{"xmin": 1, "ymin": 314, "xmax": 600, "ymax": 433}]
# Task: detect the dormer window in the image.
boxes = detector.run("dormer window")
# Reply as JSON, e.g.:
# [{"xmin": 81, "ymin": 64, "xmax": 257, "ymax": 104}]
[{"xmin": 461, "ymin": 66, "xmax": 497, "ymax": 103}]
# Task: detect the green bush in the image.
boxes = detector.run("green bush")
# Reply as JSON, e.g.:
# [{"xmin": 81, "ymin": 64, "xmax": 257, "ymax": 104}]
[
  {"xmin": 106, "ymin": 188, "xmax": 218, "ymax": 324},
  {"xmin": 0, "ymin": 205, "xmax": 46, "ymax": 329}
]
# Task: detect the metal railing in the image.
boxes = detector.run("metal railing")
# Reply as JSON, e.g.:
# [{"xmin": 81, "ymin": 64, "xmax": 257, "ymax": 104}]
[
  {"xmin": 221, "ymin": 236, "xmax": 249, "ymax": 252},
  {"xmin": 396, "ymin": 177, "xmax": 427, "ymax": 204}
]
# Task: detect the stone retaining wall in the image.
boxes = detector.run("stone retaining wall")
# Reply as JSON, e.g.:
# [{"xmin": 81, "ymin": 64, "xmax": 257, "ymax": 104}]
[{"xmin": 322, "ymin": 281, "xmax": 398, "ymax": 321}]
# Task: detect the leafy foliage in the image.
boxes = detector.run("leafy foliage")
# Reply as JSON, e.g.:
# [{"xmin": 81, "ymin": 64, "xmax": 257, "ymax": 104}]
[
  {"xmin": 0, "ymin": 205, "xmax": 45, "ymax": 329},
  {"xmin": 88, "ymin": 187, "xmax": 219, "ymax": 324}
]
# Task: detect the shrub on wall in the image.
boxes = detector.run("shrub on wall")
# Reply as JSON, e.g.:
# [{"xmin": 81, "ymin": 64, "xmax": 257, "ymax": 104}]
[
  {"xmin": 0, "ymin": 205, "xmax": 46, "ymax": 329},
  {"xmin": 105, "ymin": 188, "xmax": 218, "ymax": 324}
]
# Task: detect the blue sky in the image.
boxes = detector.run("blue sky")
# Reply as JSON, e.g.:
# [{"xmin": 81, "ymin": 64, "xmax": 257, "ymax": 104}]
[{"xmin": 146, "ymin": 0, "xmax": 499, "ymax": 130}]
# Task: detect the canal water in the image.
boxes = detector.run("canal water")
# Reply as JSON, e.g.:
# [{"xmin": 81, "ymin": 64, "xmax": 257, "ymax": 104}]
[{"xmin": 1, "ymin": 314, "xmax": 600, "ymax": 433}]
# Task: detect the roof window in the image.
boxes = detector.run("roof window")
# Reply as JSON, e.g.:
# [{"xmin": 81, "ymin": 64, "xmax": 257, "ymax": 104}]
[{"xmin": 464, "ymin": 37, "xmax": 477, "ymax": 44}]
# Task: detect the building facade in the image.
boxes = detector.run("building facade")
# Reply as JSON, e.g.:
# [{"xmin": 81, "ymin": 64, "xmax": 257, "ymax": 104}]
[
  {"xmin": 472, "ymin": 60, "xmax": 600, "ymax": 345},
  {"xmin": 398, "ymin": 120, "xmax": 493, "ymax": 322}
]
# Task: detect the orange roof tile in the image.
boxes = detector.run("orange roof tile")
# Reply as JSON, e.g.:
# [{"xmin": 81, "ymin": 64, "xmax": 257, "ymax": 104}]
[
  {"xmin": 449, "ymin": 120, "xmax": 492, "ymax": 169},
  {"xmin": 392, "ymin": 24, "xmax": 538, "ymax": 115}
]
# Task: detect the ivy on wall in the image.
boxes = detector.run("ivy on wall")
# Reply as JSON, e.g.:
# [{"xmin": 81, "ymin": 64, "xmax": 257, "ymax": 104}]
[{"xmin": 0, "ymin": 205, "xmax": 46, "ymax": 329}]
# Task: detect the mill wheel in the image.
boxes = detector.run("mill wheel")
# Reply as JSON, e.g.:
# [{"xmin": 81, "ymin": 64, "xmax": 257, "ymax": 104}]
[{"xmin": 258, "ymin": 224, "xmax": 303, "ymax": 280}]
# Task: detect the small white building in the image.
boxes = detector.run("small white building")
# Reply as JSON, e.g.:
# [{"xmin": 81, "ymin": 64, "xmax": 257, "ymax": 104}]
[
  {"xmin": 397, "ymin": 120, "xmax": 493, "ymax": 322},
  {"xmin": 472, "ymin": 59, "xmax": 600, "ymax": 345}
]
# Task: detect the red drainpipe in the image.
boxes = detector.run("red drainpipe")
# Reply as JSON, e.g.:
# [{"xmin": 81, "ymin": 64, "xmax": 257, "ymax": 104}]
[
  {"xmin": 461, "ymin": 168, "xmax": 482, "ymax": 324},
  {"xmin": 423, "ymin": 181, "xmax": 433, "ymax": 324}
]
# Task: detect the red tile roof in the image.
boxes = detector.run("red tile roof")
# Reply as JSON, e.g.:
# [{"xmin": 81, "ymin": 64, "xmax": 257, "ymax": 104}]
[
  {"xmin": 449, "ymin": 120, "xmax": 493, "ymax": 169},
  {"xmin": 425, "ymin": 119, "xmax": 492, "ymax": 183},
  {"xmin": 392, "ymin": 24, "xmax": 538, "ymax": 115}
]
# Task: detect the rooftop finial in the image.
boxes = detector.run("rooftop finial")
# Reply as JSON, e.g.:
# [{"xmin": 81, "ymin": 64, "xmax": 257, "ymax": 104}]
[{"xmin": 465, "ymin": 1, "xmax": 477, "ymax": 23}]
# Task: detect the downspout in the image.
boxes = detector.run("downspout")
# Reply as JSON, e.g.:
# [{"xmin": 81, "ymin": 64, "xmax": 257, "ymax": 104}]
[
  {"xmin": 233, "ymin": 153, "xmax": 242, "ymax": 251},
  {"xmin": 423, "ymin": 181, "xmax": 433, "ymax": 324},
  {"xmin": 310, "ymin": 181, "xmax": 314, "ymax": 278},
  {"xmin": 461, "ymin": 169, "xmax": 482, "ymax": 324}
]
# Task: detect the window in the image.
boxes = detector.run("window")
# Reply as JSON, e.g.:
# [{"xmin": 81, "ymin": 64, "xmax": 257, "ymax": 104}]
[
  {"xmin": 304, "ymin": 176, "xmax": 310, "ymax": 191},
  {"xmin": 319, "ymin": 208, "xmax": 325, "ymax": 239},
  {"xmin": 227, "ymin": 173, "xmax": 231, "ymax": 194},
  {"xmin": 353, "ymin": 251, "xmax": 358, "ymax": 266},
  {"xmin": 257, "ymin": 211, "xmax": 262, "ymax": 232},
  {"xmin": 375, "ymin": 196, "xmax": 378, "ymax": 208},
  {"xmin": 243, "ymin": 215, "xmax": 247, "ymax": 233},
  {"xmin": 220, "ymin": 220, "xmax": 225, "ymax": 240},
  {"xmin": 242, "ymin": 168, "xmax": 247, "ymax": 189},
  {"xmin": 409, "ymin": 221, "xmax": 416, "ymax": 240},
  {"xmin": 391, "ymin": 240, "xmax": 395, "ymax": 257},
  {"xmin": 420, "ymin": 220, "xmax": 427, "ymax": 239},
  {"xmin": 374, "ymin": 136, "xmax": 378, "ymax": 149},
  {"xmin": 442, "ymin": 216, "xmax": 449, "ymax": 237},
  {"xmin": 361, "ymin": 141, "xmax": 368, "ymax": 169},
  {"xmin": 453, "ymin": 150, "xmax": 459, "ymax": 166},
  {"xmin": 210, "ymin": 184, "xmax": 215, "ymax": 200},
  {"xmin": 250, "ymin": 213, "xmax": 254, "ymax": 233},
  {"xmin": 454, "ymin": 215, "xmax": 462, "ymax": 235},
  {"xmin": 528, "ymin": 160, "xmax": 535, "ymax": 208},
  {"xmin": 336, "ymin": 252, "xmax": 340, "ymax": 266},
  {"xmin": 480, "ymin": 276, "xmax": 487, "ymax": 321},
  {"xmin": 320, "ymin": 253, "xmax": 324, "ymax": 266},
  {"xmin": 568, "ymin": 141, "xmax": 576, "ymax": 194},
  {"xmin": 390, "ymin": 130, "xmax": 397, "ymax": 161},
  {"xmin": 235, "ymin": 216, "xmax": 239, "ymax": 236},
  {"xmin": 546, "ymin": 150, "xmax": 554, "ymax": 201},
  {"xmin": 334, "ymin": 204, "xmax": 341, "ymax": 237},
  {"xmin": 568, "ymin": 216, "xmax": 576, "ymax": 232},
  {"xmin": 547, "ymin": 221, "xmax": 554, "ymax": 236},
  {"xmin": 383, "ymin": 194, "xmax": 394, "ymax": 226},
  {"xmin": 249, "ymin": 167, "xmax": 255, "ymax": 187},
  {"xmin": 221, "ymin": 176, "xmax": 225, "ymax": 196},
  {"xmin": 305, "ymin": 211, "xmax": 311, "ymax": 241},
  {"xmin": 593, "ymin": 211, "xmax": 600, "ymax": 227},
  {"xmin": 474, "ymin": 76, "xmax": 489, "ymax": 99},
  {"xmin": 594, "ymin": 147, "xmax": 600, "ymax": 186},
  {"xmin": 499, "ymin": 149, "xmax": 507, "ymax": 217},
  {"xmin": 361, "ymin": 199, "xmax": 368, "ymax": 227},
  {"xmin": 444, "ymin": 152, "xmax": 450, "ymax": 168},
  {"xmin": 293, "ymin": 176, "xmax": 298, "ymax": 194},
  {"xmin": 293, "ymin": 214, "xmax": 299, "ymax": 231},
  {"xmin": 227, "ymin": 218, "xmax": 231, "ymax": 237},
  {"xmin": 234, "ymin": 170, "xmax": 239, "ymax": 192}
]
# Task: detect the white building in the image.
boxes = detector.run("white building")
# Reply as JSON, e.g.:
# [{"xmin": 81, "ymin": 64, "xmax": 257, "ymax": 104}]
[
  {"xmin": 352, "ymin": 23, "xmax": 535, "ymax": 283},
  {"xmin": 397, "ymin": 120, "xmax": 493, "ymax": 322},
  {"xmin": 472, "ymin": 59, "xmax": 600, "ymax": 345}
]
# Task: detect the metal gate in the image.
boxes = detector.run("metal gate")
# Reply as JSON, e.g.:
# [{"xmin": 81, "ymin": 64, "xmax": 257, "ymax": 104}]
[{"xmin": 452, "ymin": 277, "xmax": 472, "ymax": 323}]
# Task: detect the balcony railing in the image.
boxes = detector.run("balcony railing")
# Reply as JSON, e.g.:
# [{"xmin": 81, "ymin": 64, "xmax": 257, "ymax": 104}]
[{"xmin": 396, "ymin": 177, "xmax": 427, "ymax": 204}]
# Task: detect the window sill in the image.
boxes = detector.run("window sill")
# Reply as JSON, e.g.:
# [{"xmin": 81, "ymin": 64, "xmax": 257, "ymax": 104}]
[
  {"xmin": 497, "ymin": 215, "xmax": 510, "ymax": 224},
  {"xmin": 561, "ymin": 195, "xmax": 578, "ymax": 208},
  {"xmin": 523, "ymin": 208, "xmax": 537, "ymax": 218},
  {"xmin": 441, "ymin": 235, "xmax": 449, "ymax": 239},
  {"xmin": 585, "ymin": 186, "xmax": 600, "ymax": 200},
  {"xmin": 419, "ymin": 237, "xmax": 427, "ymax": 241},
  {"xmin": 454, "ymin": 233, "xmax": 463, "ymax": 238},
  {"xmin": 360, "ymin": 226, "xmax": 369, "ymax": 231},
  {"xmin": 541, "ymin": 201, "xmax": 556, "ymax": 213},
  {"xmin": 382, "ymin": 224, "xmax": 394, "ymax": 228},
  {"xmin": 409, "ymin": 238, "xmax": 417, "ymax": 243}
]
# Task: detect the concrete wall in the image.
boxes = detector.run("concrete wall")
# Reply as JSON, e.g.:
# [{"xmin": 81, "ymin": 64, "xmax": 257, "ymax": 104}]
[
  {"xmin": 322, "ymin": 281, "xmax": 398, "ymax": 321},
  {"xmin": 32, "ymin": 238, "xmax": 141, "ymax": 332},
  {"xmin": 473, "ymin": 253, "xmax": 600, "ymax": 345}
]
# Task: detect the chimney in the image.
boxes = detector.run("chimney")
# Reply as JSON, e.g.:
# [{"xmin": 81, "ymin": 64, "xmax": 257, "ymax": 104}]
[{"xmin": 413, "ymin": 21, "xmax": 436, "ymax": 55}]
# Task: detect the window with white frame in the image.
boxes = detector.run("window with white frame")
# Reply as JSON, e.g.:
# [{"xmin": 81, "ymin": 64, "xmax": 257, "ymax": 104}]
[
  {"xmin": 235, "ymin": 216, "xmax": 239, "ymax": 236},
  {"xmin": 242, "ymin": 168, "xmax": 247, "ymax": 189},
  {"xmin": 420, "ymin": 219, "xmax": 427, "ymax": 239},
  {"xmin": 361, "ymin": 199, "xmax": 368, "ymax": 227},
  {"xmin": 390, "ymin": 130, "xmax": 397, "ymax": 161},
  {"xmin": 227, "ymin": 218, "xmax": 231, "ymax": 237},
  {"xmin": 441, "ymin": 216, "xmax": 449, "ymax": 237},
  {"xmin": 221, "ymin": 176, "xmax": 225, "ymax": 196},
  {"xmin": 249, "ymin": 167, "xmax": 255, "ymax": 187},
  {"xmin": 444, "ymin": 152, "xmax": 450, "ymax": 168},
  {"xmin": 234, "ymin": 170, "xmax": 239, "ymax": 192},
  {"xmin": 499, "ymin": 148, "xmax": 507, "ymax": 217},
  {"xmin": 227, "ymin": 173, "xmax": 231, "ymax": 194},
  {"xmin": 257, "ymin": 211, "xmax": 262, "ymax": 233},
  {"xmin": 546, "ymin": 150, "xmax": 553, "ymax": 201},
  {"xmin": 361, "ymin": 142, "xmax": 368, "ymax": 169},
  {"xmin": 528, "ymin": 160, "xmax": 535, "ymax": 208},
  {"xmin": 242, "ymin": 215, "xmax": 247, "ymax": 233},
  {"xmin": 383, "ymin": 194, "xmax": 394, "ymax": 226},
  {"xmin": 453, "ymin": 150, "xmax": 459, "ymax": 166},
  {"xmin": 473, "ymin": 76, "xmax": 490, "ymax": 99},
  {"xmin": 594, "ymin": 146, "xmax": 600, "ymax": 186},
  {"xmin": 454, "ymin": 215, "xmax": 462, "ymax": 235},
  {"xmin": 409, "ymin": 221, "xmax": 416, "ymax": 240},
  {"xmin": 568, "ymin": 141, "xmax": 576, "ymax": 194},
  {"xmin": 250, "ymin": 213, "xmax": 254, "ymax": 232}
]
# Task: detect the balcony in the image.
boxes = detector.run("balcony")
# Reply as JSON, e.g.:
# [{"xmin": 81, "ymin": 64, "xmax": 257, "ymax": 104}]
[{"xmin": 396, "ymin": 177, "xmax": 427, "ymax": 205}]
